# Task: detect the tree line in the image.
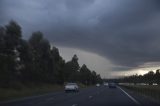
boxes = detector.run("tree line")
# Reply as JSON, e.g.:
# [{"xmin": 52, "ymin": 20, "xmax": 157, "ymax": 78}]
[
  {"xmin": 0, "ymin": 21, "xmax": 102, "ymax": 88},
  {"xmin": 115, "ymin": 70, "xmax": 160, "ymax": 85}
]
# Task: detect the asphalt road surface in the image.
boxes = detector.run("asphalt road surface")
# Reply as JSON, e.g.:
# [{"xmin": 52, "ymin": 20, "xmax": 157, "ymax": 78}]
[{"xmin": 0, "ymin": 86, "xmax": 159, "ymax": 106}]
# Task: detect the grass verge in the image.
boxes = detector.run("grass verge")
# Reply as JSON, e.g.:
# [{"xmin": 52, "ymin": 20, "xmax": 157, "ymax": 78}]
[
  {"xmin": 0, "ymin": 82, "xmax": 91, "ymax": 102},
  {"xmin": 0, "ymin": 84, "xmax": 63, "ymax": 102}
]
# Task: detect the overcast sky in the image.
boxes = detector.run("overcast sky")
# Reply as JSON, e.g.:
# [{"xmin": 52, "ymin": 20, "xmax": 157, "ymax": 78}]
[{"xmin": 1, "ymin": 0, "xmax": 160, "ymax": 78}]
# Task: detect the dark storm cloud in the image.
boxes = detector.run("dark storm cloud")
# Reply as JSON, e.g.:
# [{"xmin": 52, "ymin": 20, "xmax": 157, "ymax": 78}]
[{"xmin": 1, "ymin": 0, "xmax": 160, "ymax": 70}]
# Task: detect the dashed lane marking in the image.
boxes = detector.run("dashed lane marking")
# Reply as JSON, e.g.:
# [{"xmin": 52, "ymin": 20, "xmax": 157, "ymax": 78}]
[
  {"xmin": 89, "ymin": 96, "xmax": 93, "ymax": 99},
  {"xmin": 72, "ymin": 104, "xmax": 78, "ymax": 106}
]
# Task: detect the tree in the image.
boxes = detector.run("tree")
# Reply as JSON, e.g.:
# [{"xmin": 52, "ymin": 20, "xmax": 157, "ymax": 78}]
[
  {"xmin": 28, "ymin": 31, "xmax": 53, "ymax": 82},
  {"xmin": 0, "ymin": 21, "xmax": 22, "ymax": 87},
  {"xmin": 17, "ymin": 39, "xmax": 33, "ymax": 82},
  {"xmin": 0, "ymin": 27, "xmax": 5, "ymax": 52},
  {"xmin": 117, "ymin": 70, "xmax": 158, "ymax": 85},
  {"xmin": 63, "ymin": 54, "xmax": 80, "ymax": 82},
  {"xmin": 0, "ymin": 20, "xmax": 103, "ymax": 87},
  {"xmin": 155, "ymin": 69, "xmax": 160, "ymax": 85},
  {"xmin": 91, "ymin": 71, "xmax": 97, "ymax": 84},
  {"xmin": 51, "ymin": 47, "xmax": 65, "ymax": 84},
  {"xmin": 144, "ymin": 71, "xmax": 154, "ymax": 85},
  {"xmin": 0, "ymin": 27, "xmax": 8, "ymax": 86},
  {"xmin": 5, "ymin": 20, "xmax": 22, "ymax": 50},
  {"xmin": 79, "ymin": 64, "xmax": 92, "ymax": 85}
]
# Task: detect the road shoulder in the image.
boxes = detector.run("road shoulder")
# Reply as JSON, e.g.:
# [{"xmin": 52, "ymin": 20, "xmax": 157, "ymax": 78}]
[{"xmin": 120, "ymin": 86, "xmax": 160, "ymax": 106}]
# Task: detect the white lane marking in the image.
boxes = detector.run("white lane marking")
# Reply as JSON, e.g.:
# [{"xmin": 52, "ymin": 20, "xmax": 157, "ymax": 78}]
[
  {"xmin": 72, "ymin": 104, "xmax": 78, "ymax": 106},
  {"xmin": 89, "ymin": 96, "xmax": 93, "ymax": 99},
  {"xmin": 118, "ymin": 86, "xmax": 140, "ymax": 105}
]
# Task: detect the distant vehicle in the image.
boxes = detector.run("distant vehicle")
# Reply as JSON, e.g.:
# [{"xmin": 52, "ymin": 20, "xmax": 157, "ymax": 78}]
[
  {"xmin": 108, "ymin": 82, "xmax": 116, "ymax": 88},
  {"xmin": 104, "ymin": 82, "xmax": 108, "ymax": 86},
  {"xmin": 65, "ymin": 83, "xmax": 79, "ymax": 92},
  {"xmin": 96, "ymin": 83, "xmax": 100, "ymax": 87}
]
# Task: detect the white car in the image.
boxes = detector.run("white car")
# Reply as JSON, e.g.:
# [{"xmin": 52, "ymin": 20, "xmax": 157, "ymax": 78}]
[
  {"xmin": 96, "ymin": 83, "xmax": 100, "ymax": 87},
  {"xmin": 65, "ymin": 83, "xmax": 79, "ymax": 92},
  {"xmin": 104, "ymin": 82, "xmax": 108, "ymax": 86}
]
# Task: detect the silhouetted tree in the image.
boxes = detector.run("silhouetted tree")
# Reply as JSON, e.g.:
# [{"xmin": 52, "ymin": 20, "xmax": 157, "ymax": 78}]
[
  {"xmin": 28, "ymin": 31, "xmax": 53, "ymax": 82},
  {"xmin": 63, "ymin": 54, "xmax": 80, "ymax": 82},
  {"xmin": 0, "ymin": 21, "xmax": 22, "ymax": 87},
  {"xmin": 17, "ymin": 39, "xmax": 33, "ymax": 82},
  {"xmin": 51, "ymin": 47, "xmax": 65, "ymax": 84},
  {"xmin": 0, "ymin": 21, "xmax": 103, "ymax": 88},
  {"xmin": 155, "ymin": 69, "xmax": 160, "ymax": 85}
]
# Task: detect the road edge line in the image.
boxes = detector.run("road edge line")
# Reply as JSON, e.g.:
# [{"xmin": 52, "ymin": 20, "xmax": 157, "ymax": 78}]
[{"xmin": 118, "ymin": 86, "xmax": 140, "ymax": 105}]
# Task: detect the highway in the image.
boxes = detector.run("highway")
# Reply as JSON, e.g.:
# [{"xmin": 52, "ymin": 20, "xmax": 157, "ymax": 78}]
[{"xmin": 0, "ymin": 86, "xmax": 159, "ymax": 106}]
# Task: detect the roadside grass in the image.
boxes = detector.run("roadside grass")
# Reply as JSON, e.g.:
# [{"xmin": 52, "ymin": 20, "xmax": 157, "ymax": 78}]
[
  {"xmin": 78, "ymin": 83, "xmax": 91, "ymax": 88},
  {"xmin": 0, "ymin": 83, "xmax": 91, "ymax": 102},
  {"xmin": 0, "ymin": 84, "xmax": 63, "ymax": 101},
  {"xmin": 120, "ymin": 85, "xmax": 160, "ymax": 101}
]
